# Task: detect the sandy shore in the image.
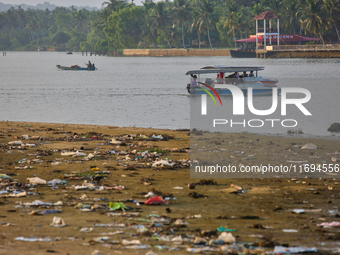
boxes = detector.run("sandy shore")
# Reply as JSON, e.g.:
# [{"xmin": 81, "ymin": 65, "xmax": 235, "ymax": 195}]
[{"xmin": 1, "ymin": 121, "xmax": 340, "ymax": 255}]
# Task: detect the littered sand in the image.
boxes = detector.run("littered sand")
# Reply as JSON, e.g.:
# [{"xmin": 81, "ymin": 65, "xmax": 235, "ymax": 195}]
[{"xmin": 0, "ymin": 121, "xmax": 340, "ymax": 255}]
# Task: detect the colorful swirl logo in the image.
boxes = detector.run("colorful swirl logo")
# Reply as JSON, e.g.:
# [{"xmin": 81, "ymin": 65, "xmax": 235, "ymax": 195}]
[{"xmin": 198, "ymin": 83, "xmax": 222, "ymax": 106}]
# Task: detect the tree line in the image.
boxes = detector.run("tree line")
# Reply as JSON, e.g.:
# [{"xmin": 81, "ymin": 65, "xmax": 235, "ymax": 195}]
[{"xmin": 0, "ymin": 0, "xmax": 339, "ymax": 51}]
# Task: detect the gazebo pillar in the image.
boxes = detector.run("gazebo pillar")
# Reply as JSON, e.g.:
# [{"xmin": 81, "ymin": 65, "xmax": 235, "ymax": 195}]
[
  {"xmin": 256, "ymin": 20, "xmax": 258, "ymax": 50},
  {"xmin": 264, "ymin": 19, "xmax": 266, "ymax": 48},
  {"xmin": 277, "ymin": 19, "xmax": 280, "ymax": 45}
]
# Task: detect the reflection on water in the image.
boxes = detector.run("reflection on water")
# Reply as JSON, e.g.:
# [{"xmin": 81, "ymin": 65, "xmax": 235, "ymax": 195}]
[{"xmin": 0, "ymin": 52, "xmax": 339, "ymax": 136}]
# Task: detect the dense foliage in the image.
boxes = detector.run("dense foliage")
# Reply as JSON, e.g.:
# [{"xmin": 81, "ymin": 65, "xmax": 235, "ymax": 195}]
[{"xmin": 0, "ymin": 0, "xmax": 339, "ymax": 51}]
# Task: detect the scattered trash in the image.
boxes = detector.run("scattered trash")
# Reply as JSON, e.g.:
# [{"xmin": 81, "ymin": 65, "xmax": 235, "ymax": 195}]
[
  {"xmin": 317, "ymin": 221, "xmax": 340, "ymax": 228},
  {"xmin": 122, "ymin": 240, "xmax": 142, "ymax": 245},
  {"xmin": 273, "ymin": 246, "xmax": 318, "ymax": 253},
  {"xmin": 301, "ymin": 143, "xmax": 317, "ymax": 149},
  {"xmin": 217, "ymin": 226, "xmax": 236, "ymax": 232},
  {"xmin": 109, "ymin": 202, "xmax": 129, "ymax": 211},
  {"xmin": 27, "ymin": 177, "xmax": 46, "ymax": 185},
  {"xmin": 80, "ymin": 228, "xmax": 93, "ymax": 232},
  {"xmin": 282, "ymin": 229, "xmax": 299, "ymax": 232},
  {"xmin": 292, "ymin": 209, "xmax": 305, "ymax": 214},
  {"xmin": 15, "ymin": 237, "xmax": 55, "ymax": 242},
  {"xmin": 0, "ymin": 174, "xmax": 12, "ymax": 180},
  {"xmin": 145, "ymin": 196, "xmax": 169, "ymax": 205},
  {"xmin": 50, "ymin": 217, "xmax": 66, "ymax": 227},
  {"xmin": 189, "ymin": 192, "xmax": 207, "ymax": 198},
  {"xmin": 216, "ymin": 232, "xmax": 236, "ymax": 244}
]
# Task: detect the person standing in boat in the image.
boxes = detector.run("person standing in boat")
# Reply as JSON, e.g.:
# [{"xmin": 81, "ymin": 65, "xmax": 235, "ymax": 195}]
[
  {"xmin": 87, "ymin": 61, "xmax": 92, "ymax": 69},
  {"xmin": 249, "ymin": 71, "xmax": 255, "ymax": 77},
  {"xmin": 190, "ymin": 74, "xmax": 198, "ymax": 88}
]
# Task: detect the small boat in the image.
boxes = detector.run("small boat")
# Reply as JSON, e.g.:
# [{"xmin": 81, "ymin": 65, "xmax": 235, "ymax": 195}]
[
  {"xmin": 66, "ymin": 51, "xmax": 73, "ymax": 54},
  {"xmin": 186, "ymin": 65, "xmax": 279, "ymax": 96},
  {"xmin": 56, "ymin": 65, "xmax": 95, "ymax": 71}
]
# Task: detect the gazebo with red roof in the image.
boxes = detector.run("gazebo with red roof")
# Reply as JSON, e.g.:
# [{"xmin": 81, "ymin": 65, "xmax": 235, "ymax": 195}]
[{"xmin": 253, "ymin": 11, "xmax": 282, "ymax": 50}]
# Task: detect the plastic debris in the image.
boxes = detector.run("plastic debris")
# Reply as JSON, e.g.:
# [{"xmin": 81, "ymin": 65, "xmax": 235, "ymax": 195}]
[
  {"xmin": 0, "ymin": 174, "xmax": 12, "ymax": 180},
  {"xmin": 273, "ymin": 246, "xmax": 318, "ymax": 253},
  {"xmin": 122, "ymin": 240, "xmax": 141, "ymax": 245},
  {"xmin": 80, "ymin": 228, "xmax": 93, "ymax": 232},
  {"xmin": 282, "ymin": 229, "xmax": 299, "ymax": 232},
  {"xmin": 15, "ymin": 237, "xmax": 55, "ymax": 242},
  {"xmin": 61, "ymin": 150, "xmax": 86, "ymax": 157},
  {"xmin": 24, "ymin": 200, "xmax": 52, "ymax": 207},
  {"xmin": 317, "ymin": 221, "xmax": 340, "ymax": 228},
  {"xmin": 144, "ymin": 196, "xmax": 169, "ymax": 205},
  {"xmin": 109, "ymin": 202, "xmax": 129, "ymax": 211},
  {"xmin": 152, "ymin": 160, "xmax": 175, "ymax": 167},
  {"xmin": 173, "ymin": 219, "xmax": 189, "ymax": 226},
  {"xmin": 50, "ymin": 217, "xmax": 66, "ymax": 227},
  {"xmin": 217, "ymin": 232, "xmax": 236, "ymax": 243},
  {"xmin": 145, "ymin": 251, "xmax": 158, "ymax": 255},
  {"xmin": 292, "ymin": 209, "xmax": 305, "ymax": 214},
  {"xmin": 301, "ymin": 143, "xmax": 317, "ymax": 149},
  {"xmin": 27, "ymin": 177, "xmax": 46, "ymax": 185},
  {"xmin": 47, "ymin": 179, "xmax": 67, "ymax": 186},
  {"xmin": 217, "ymin": 226, "xmax": 236, "ymax": 232}
]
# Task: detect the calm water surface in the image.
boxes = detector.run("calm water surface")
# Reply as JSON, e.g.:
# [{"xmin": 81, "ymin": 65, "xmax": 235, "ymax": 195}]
[{"xmin": 0, "ymin": 52, "xmax": 339, "ymax": 136}]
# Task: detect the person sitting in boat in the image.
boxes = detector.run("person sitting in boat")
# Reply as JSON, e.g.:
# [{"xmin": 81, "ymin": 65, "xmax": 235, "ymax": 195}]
[
  {"xmin": 227, "ymin": 72, "xmax": 237, "ymax": 78},
  {"xmin": 240, "ymin": 71, "xmax": 248, "ymax": 78},
  {"xmin": 87, "ymin": 61, "xmax": 92, "ymax": 68},
  {"xmin": 190, "ymin": 74, "xmax": 198, "ymax": 88},
  {"xmin": 249, "ymin": 71, "xmax": 255, "ymax": 77},
  {"xmin": 217, "ymin": 72, "xmax": 224, "ymax": 83}
]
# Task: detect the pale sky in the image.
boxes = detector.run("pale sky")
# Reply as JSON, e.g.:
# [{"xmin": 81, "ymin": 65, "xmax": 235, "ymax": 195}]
[{"xmin": 2, "ymin": 0, "xmax": 119, "ymax": 8}]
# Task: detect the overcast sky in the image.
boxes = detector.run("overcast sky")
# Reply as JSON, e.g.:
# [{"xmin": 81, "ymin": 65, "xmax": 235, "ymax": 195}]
[{"xmin": 1, "ymin": 0, "xmax": 131, "ymax": 8}]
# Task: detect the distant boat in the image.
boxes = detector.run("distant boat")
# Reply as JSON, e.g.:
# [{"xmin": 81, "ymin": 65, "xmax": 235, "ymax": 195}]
[
  {"xmin": 56, "ymin": 65, "xmax": 96, "ymax": 71},
  {"xmin": 66, "ymin": 51, "xmax": 73, "ymax": 54}
]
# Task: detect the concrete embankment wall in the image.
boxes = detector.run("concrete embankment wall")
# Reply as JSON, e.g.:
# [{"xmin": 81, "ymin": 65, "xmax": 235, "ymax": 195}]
[
  {"xmin": 123, "ymin": 49, "xmax": 231, "ymax": 57},
  {"xmin": 265, "ymin": 50, "xmax": 340, "ymax": 58}
]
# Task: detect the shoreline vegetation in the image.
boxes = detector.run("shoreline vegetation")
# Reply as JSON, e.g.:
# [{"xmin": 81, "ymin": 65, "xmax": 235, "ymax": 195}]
[
  {"xmin": 1, "ymin": 121, "xmax": 340, "ymax": 254},
  {"xmin": 1, "ymin": 0, "xmax": 340, "ymax": 54}
]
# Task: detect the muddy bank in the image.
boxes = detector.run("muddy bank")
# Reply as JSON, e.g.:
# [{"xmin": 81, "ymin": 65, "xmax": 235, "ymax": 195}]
[{"xmin": 0, "ymin": 121, "xmax": 340, "ymax": 255}]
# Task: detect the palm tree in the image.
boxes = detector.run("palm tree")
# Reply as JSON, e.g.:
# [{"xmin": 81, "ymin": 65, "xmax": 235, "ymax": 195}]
[
  {"xmin": 225, "ymin": 0, "xmax": 238, "ymax": 20},
  {"xmin": 267, "ymin": 0, "xmax": 282, "ymax": 15},
  {"xmin": 172, "ymin": 0, "xmax": 192, "ymax": 49},
  {"xmin": 323, "ymin": 0, "xmax": 340, "ymax": 41},
  {"xmin": 190, "ymin": 9, "xmax": 203, "ymax": 48},
  {"xmin": 224, "ymin": 10, "xmax": 250, "ymax": 47},
  {"xmin": 74, "ymin": 9, "xmax": 90, "ymax": 33},
  {"xmin": 297, "ymin": 0, "xmax": 329, "ymax": 44},
  {"xmin": 281, "ymin": 0, "xmax": 299, "ymax": 34},
  {"xmin": 141, "ymin": 23, "xmax": 157, "ymax": 48},
  {"xmin": 102, "ymin": 0, "xmax": 127, "ymax": 14},
  {"xmin": 193, "ymin": 0, "xmax": 218, "ymax": 49},
  {"xmin": 149, "ymin": 2, "xmax": 172, "ymax": 47}
]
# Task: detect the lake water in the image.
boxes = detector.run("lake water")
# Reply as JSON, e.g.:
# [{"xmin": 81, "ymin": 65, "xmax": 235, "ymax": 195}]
[{"xmin": 0, "ymin": 52, "xmax": 339, "ymax": 136}]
